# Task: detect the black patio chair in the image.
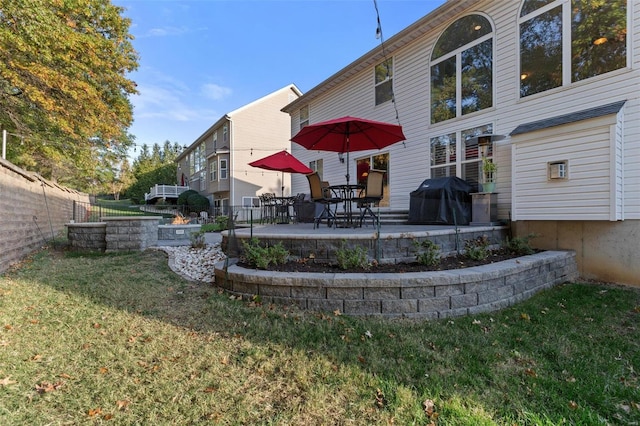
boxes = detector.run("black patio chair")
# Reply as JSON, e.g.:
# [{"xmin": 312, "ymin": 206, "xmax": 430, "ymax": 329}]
[
  {"xmin": 306, "ymin": 172, "xmax": 342, "ymax": 228},
  {"xmin": 357, "ymin": 169, "xmax": 385, "ymax": 227}
]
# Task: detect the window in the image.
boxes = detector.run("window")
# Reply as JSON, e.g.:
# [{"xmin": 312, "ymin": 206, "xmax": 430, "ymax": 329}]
[
  {"xmin": 309, "ymin": 159, "xmax": 323, "ymax": 178},
  {"xmin": 210, "ymin": 160, "xmax": 217, "ymax": 181},
  {"xmin": 219, "ymin": 159, "xmax": 228, "ymax": 180},
  {"xmin": 430, "ymin": 124, "xmax": 493, "ymax": 191},
  {"xmin": 213, "ymin": 132, "xmax": 217, "ymax": 154},
  {"xmin": 375, "ymin": 58, "xmax": 393, "ymax": 105},
  {"xmin": 431, "ymin": 15, "xmax": 493, "ymax": 124},
  {"xmin": 188, "ymin": 152, "xmax": 195, "ymax": 175},
  {"xmin": 223, "ymin": 124, "xmax": 228, "ymax": 143},
  {"xmin": 199, "ymin": 170, "xmax": 206, "ymax": 191},
  {"xmin": 356, "ymin": 152, "xmax": 389, "ymax": 207},
  {"xmin": 242, "ymin": 196, "xmax": 260, "ymax": 208},
  {"xmin": 299, "ymin": 106, "xmax": 309, "ymax": 129},
  {"xmin": 519, "ymin": 0, "xmax": 627, "ymax": 97}
]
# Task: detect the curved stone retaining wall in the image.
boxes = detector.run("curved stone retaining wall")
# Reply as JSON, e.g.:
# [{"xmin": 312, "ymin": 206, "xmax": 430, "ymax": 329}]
[
  {"xmin": 223, "ymin": 226, "xmax": 509, "ymax": 265},
  {"xmin": 214, "ymin": 251, "xmax": 578, "ymax": 319}
]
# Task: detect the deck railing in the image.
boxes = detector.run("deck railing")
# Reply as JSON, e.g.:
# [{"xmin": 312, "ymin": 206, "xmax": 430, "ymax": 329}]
[{"xmin": 144, "ymin": 184, "xmax": 191, "ymax": 201}]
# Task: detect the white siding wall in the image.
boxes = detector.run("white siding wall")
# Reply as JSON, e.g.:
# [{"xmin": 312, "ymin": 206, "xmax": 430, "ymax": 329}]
[
  {"xmin": 512, "ymin": 116, "xmax": 618, "ymax": 220},
  {"xmin": 291, "ymin": 0, "xmax": 640, "ymax": 221},
  {"xmin": 229, "ymin": 86, "xmax": 299, "ymax": 205}
]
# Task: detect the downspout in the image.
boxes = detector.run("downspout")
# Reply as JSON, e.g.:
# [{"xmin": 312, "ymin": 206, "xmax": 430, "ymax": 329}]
[{"xmin": 228, "ymin": 116, "xmax": 234, "ymax": 208}]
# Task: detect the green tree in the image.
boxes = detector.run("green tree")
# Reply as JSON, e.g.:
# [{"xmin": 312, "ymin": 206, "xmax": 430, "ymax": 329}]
[
  {"xmin": 124, "ymin": 141, "xmax": 184, "ymax": 204},
  {"xmin": 0, "ymin": 0, "xmax": 138, "ymax": 187}
]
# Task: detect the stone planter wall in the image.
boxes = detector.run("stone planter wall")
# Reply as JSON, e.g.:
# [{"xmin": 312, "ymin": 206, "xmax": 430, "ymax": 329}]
[
  {"xmin": 103, "ymin": 217, "xmax": 161, "ymax": 252},
  {"xmin": 224, "ymin": 226, "xmax": 509, "ymax": 265},
  {"xmin": 68, "ymin": 217, "xmax": 161, "ymax": 252},
  {"xmin": 67, "ymin": 223, "xmax": 107, "ymax": 251},
  {"xmin": 215, "ymin": 251, "xmax": 578, "ymax": 319}
]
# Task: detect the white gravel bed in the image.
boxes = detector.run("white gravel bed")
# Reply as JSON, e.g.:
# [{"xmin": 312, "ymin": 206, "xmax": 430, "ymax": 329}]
[{"xmin": 158, "ymin": 243, "xmax": 226, "ymax": 283}]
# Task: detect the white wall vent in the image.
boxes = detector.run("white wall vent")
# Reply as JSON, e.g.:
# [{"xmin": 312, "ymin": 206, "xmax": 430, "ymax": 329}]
[{"xmin": 548, "ymin": 161, "xmax": 568, "ymax": 180}]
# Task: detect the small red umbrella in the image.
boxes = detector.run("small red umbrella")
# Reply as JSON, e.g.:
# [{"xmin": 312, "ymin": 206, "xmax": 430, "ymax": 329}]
[
  {"xmin": 249, "ymin": 150, "xmax": 313, "ymax": 196},
  {"xmin": 291, "ymin": 116, "xmax": 405, "ymax": 186}
]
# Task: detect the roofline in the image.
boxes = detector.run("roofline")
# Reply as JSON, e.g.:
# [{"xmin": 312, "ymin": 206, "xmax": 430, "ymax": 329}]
[
  {"xmin": 281, "ymin": 0, "xmax": 473, "ymax": 114},
  {"xmin": 177, "ymin": 84, "xmax": 302, "ymax": 161}
]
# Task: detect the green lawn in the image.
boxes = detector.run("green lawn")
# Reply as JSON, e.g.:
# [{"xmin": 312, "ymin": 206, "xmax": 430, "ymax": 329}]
[{"xmin": 0, "ymin": 247, "xmax": 638, "ymax": 425}]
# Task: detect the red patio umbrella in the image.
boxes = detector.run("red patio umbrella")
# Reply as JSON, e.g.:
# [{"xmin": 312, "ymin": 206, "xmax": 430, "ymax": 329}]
[
  {"xmin": 290, "ymin": 116, "xmax": 406, "ymax": 186},
  {"xmin": 248, "ymin": 150, "xmax": 313, "ymax": 196}
]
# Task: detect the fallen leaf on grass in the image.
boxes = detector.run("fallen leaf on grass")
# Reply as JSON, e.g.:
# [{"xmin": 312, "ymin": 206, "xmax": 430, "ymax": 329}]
[
  {"xmin": 0, "ymin": 377, "xmax": 17, "ymax": 386},
  {"xmin": 88, "ymin": 407, "xmax": 102, "ymax": 417},
  {"xmin": 357, "ymin": 355, "xmax": 366, "ymax": 364},
  {"xmin": 423, "ymin": 399, "xmax": 439, "ymax": 419},
  {"xmin": 374, "ymin": 388, "xmax": 386, "ymax": 408},
  {"xmin": 520, "ymin": 313, "xmax": 531, "ymax": 321},
  {"xmin": 568, "ymin": 400, "xmax": 578, "ymax": 410},
  {"xmin": 524, "ymin": 368, "xmax": 537, "ymax": 378},
  {"xmin": 35, "ymin": 381, "xmax": 64, "ymax": 394},
  {"xmin": 99, "ymin": 367, "xmax": 109, "ymax": 374},
  {"xmin": 116, "ymin": 400, "xmax": 130, "ymax": 411}
]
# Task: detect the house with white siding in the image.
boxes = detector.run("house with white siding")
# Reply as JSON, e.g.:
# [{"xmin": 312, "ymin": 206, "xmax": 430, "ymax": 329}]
[
  {"xmin": 282, "ymin": 0, "xmax": 639, "ymax": 286},
  {"xmin": 176, "ymin": 84, "xmax": 301, "ymax": 217}
]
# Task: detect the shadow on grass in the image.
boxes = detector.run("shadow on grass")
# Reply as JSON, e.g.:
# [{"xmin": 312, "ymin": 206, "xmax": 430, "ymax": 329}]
[{"xmin": 14, "ymin": 247, "xmax": 640, "ymax": 424}]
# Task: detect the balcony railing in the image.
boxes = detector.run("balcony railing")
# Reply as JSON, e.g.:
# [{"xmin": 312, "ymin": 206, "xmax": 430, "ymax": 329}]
[{"xmin": 145, "ymin": 184, "xmax": 191, "ymax": 201}]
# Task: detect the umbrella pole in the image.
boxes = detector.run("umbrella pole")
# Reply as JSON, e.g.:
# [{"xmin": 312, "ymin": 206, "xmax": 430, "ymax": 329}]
[{"xmin": 345, "ymin": 135, "xmax": 350, "ymax": 186}]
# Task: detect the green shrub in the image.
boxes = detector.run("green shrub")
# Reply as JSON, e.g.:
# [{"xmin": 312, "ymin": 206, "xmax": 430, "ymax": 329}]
[
  {"xmin": 413, "ymin": 239, "xmax": 440, "ymax": 267},
  {"xmin": 335, "ymin": 242, "xmax": 369, "ymax": 270},
  {"xmin": 187, "ymin": 193, "xmax": 210, "ymax": 213},
  {"xmin": 464, "ymin": 235, "xmax": 490, "ymax": 261},
  {"xmin": 505, "ymin": 233, "xmax": 537, "ymax": 255},
  {"xmin": 190, "ymin": 229, "xmax": 206, "ymax": 249},
  {"xmin": 177, "ymin": 190, "xmax": 198, "ymax": 206},
  {"xmin": 215, "ymin": 215, "xmax": 229, "ymax": 230},
  {"xmin": 241, "ymin": 238, "xmax": 289, "ymax": 270},
  {"xmin": 199, "ymin": 223, "xmax": 218, "ymax": 233}
]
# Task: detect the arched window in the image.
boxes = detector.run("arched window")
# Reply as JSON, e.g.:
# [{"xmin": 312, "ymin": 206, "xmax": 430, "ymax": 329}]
[
  {"xmin": 519, "ymin": 0, "xmax": 627, "ymax": 97},
  {"xmin": 430, "ymin": 14, "xmax": 493, "ymax": 124}
]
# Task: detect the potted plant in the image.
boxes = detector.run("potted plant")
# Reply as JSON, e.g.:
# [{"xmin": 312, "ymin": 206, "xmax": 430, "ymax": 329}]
[{"xmin": 482, "ymin": 158, "xmax": 497, "ymax": 193}]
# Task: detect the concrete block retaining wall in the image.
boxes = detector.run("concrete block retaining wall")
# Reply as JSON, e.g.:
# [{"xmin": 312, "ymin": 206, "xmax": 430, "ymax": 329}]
[
  {"xmin": 225, "ymin": 226, "xmax": 509, "ymax": 265},
  {"xmin": 0, "ymin": 158, "xmax": 89, "ymax": 273},
  {"xmin": 214, "ymin": 251, "xmax": 578, "ymax": 319},
  {"xmin": 67, "ymin": 217, "xmax": 162, "ymax": 252},
  {"xmin": 103, "ymin": 217, "xmax": 160, "ymax": 252},
  {"xmin": 67, "ymin": 223, "xmax": 107, "ymax": 251}
]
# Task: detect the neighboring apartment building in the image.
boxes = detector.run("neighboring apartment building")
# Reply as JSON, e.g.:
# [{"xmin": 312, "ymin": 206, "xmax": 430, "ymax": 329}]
[
  {"xmin": 282, "ymin": 0, "xmax": 639, "ymax": 286},
  {"xmin": 176, "ymin": 84, "xmax": 301, "ymax": 217}
]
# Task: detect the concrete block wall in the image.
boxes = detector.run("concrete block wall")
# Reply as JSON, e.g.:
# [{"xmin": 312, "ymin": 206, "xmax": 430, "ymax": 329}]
[
  {"xmin": 226, "ymin": 226, "xmax": 509, "ymax": 265},
  {"xmin": 67, "ymin": 223, "xmax": 107, "ymax": 251},
  {"xmin": 103, "ymin": 217, "xmax": 161, "ymax": 252},
  {"xmin": 215, "ymin": 251, "xmax": 578, "ymax": 319},
  {"xmin": 0, "ymin": 158, "xmax": 89, "ymax": 273}
]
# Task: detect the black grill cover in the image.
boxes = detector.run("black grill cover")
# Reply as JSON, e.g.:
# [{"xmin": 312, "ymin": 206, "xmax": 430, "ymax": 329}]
[{"xmin": 408, "ymin": 177, "xmax": 473, "ymax": 225}]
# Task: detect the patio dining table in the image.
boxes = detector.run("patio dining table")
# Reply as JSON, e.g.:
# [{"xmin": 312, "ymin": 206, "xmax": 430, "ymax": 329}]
[
  {"xmin": 273, "ymin": 196, "xmax": 296, "ymax": 224},
  {"xmin": 328, "ymin": 184, "xmax": 364, "ymax": 228}
]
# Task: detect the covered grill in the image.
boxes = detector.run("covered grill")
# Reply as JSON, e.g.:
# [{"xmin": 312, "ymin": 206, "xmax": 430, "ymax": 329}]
[{"xmin": 408, "ymin": 177, "xmax": 473, "ymax": 225}]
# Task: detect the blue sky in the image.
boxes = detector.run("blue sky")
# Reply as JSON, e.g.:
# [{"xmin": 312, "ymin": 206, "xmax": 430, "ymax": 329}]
[{"xmin": 118, "ymin": 0, "xmax": 443, "ymax": 156}]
